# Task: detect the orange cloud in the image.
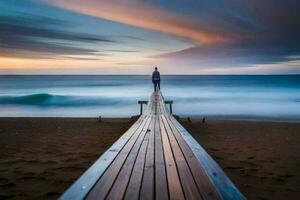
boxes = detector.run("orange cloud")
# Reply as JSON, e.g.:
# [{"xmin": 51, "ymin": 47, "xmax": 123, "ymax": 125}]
[
  {"xmin": 47, "ymin": 0, "xmax": 229, "ymax": 44},
  {"xmin": 0, "ymin": 54, "xmax": 157, "ymax": 74}
]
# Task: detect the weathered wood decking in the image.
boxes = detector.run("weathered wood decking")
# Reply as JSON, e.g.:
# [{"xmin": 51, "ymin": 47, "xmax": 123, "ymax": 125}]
[{"xmin": 60, "ymin": 92, "xmax": 246, "ymax": 200}]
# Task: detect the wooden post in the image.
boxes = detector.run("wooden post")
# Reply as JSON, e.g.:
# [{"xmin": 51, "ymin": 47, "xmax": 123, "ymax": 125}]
[
  {"xmin": 164, "ymin": 100, "xmax": 173, "ymax": 115},
  {"xmin": 138, "ymin": 101, "xmax": 148, "ymax": 115}
]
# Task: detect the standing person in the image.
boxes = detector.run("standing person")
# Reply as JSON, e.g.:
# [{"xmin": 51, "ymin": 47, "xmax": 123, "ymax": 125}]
[{"xmin": 152, "ymin": 67, "xmax": 160, "ymax": 91}]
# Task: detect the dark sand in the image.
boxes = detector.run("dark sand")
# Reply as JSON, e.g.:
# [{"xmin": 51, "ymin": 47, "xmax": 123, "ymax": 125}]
[
  {"xmin": 0, "ymin": 118, "xmax": 135, "ymax": 200},
  {"xmin": 0, "ymin": 118, "xmax": 299, "ymax": 200},
  {"xmin": 180, "ymin": 118, "xmax": 300, "ymax": 200}
]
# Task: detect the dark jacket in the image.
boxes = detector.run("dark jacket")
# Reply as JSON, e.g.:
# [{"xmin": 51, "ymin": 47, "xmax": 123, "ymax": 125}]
[{"xmin": 152, "ymin": 71, "xmax": 160, "ymax": 82}]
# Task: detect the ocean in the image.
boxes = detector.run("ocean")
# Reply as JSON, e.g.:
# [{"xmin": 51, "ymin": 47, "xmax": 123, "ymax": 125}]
[{"xmin": 0, "ymin": 75, "xmax": 299, "ymax": 120}]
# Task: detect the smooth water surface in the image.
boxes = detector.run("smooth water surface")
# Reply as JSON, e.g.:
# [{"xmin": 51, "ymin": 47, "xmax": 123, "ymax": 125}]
[{"xmin": 0, "ymin": 75, "xmax": 299, "ymax": 120}]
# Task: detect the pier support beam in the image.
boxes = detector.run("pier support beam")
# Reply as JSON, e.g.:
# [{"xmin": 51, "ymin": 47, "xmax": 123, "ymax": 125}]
[
  {"xmin": 138, "ymin": 101, "xmax": 148, "ymax": 115},
  {"xmin": 164, "ymin": 100, "xmax": 173, "ymax": 114}
]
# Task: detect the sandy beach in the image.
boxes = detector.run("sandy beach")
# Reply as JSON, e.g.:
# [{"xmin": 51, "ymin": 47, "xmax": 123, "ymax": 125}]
[
  {"xmin": 180, "ymin": 118, "xmax": 300, "ymax": 200},
  {"xmin": 0, "ymin": 118, "xmax": 135, "ymax": 200},
  {"xmin": 0, "ymin": 118, "xmax": 299, "ymax": 200}
]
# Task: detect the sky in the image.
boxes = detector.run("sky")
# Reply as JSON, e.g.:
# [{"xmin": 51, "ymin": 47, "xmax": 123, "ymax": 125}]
[{"xmin": 0, "ymin": 0, "xmax": 300, "ymax": 74}]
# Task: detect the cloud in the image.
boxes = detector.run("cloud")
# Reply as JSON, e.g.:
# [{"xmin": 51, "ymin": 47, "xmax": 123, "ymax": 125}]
[
  {"xmin": 46, "ymin": 0, "xmax": 231, "ymax": 44},
  {"xmin": 157, "ymin": 43, "xmax": 299, "ymax": 65},
  {"xmin": 46, "ymin": 0, "xmax": 300, "ymax": 66},
  {"xmin": 145, "ymin": 0, "xmax": 300, "ymax": 68},
  {"xmin": 0, "ymin": 15, "xmax": 115, "ymax": 58},
  {"xmin": 106, "ymin": 50, "xmax": 139, "ymax": 53},
  {"xmin": 2, "ymin": 0, "xmax": 300, "ymax": 74}
]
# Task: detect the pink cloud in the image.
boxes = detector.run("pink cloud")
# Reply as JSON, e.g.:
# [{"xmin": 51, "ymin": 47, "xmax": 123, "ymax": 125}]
[{"xmin": 47, "ymin": 0, "xmax": 230, "ymax": 44}]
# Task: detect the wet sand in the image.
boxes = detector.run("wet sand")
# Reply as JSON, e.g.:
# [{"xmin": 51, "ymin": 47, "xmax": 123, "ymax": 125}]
[
  {"xmin": 180, "ymin": 118, "xmax": 300, "ymax": 200},
  {"xmin": 0, "ymin": 118, "xmax": 299, "ymax": 200}
]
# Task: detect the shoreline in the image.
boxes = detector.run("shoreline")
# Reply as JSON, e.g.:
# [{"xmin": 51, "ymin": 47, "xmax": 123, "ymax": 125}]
[
  {"xmin": 0, "ymin": 117, "xmax": 299, "ymax": 199},
  {"xmin": 1, "ymin": 116, "xmax": 300, "ymax": 123},
  {"xmin": 177, "ymin": 115, "xmax": 300, "ymax": 123}
]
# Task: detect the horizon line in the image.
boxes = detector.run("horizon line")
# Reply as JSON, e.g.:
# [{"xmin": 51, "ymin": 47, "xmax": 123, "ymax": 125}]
[{"xmin": 0, "ymin": 73, "xmax": 299, "ymax": 76}]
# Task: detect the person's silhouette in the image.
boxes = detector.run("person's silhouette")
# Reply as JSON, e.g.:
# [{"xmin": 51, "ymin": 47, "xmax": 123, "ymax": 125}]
[{"xmin": 152, "ymin": 67, "xmax": 160, "ymax": 91}]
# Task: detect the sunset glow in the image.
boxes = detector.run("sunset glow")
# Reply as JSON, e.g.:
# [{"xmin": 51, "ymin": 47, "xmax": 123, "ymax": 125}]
[{"xmin": 0, "ymin": 0, "xmax": 299, "ymax": 74}]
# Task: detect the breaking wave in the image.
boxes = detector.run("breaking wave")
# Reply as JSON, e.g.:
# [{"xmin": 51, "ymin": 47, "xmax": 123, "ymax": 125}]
[{"xmin": 0, "ymin": 93, "xmax": 130, "ymax": 107}]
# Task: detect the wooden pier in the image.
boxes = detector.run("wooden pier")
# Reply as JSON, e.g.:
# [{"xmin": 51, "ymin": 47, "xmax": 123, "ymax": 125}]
[{"xmin": 60, "ymin": 92, "xmax": 246, "ymax": 200}]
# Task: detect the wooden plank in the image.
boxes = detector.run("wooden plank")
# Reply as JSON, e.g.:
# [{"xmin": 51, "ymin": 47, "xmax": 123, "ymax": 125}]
[
  {"xmin": 86, "ymin": 114, "xmax": 153, "ymax": 200},
  {"xmin": 123, "ymin": 133, "xmax": 149, "ymax": 200},
  {"xmin": 106, "ymin": 117, "xmax": 154, "ymax": 200},
  {"xmin": 159, "ymin": 91, "xmax": 244, "ymax": 199},
  {"xmin": 161, "ymin": 115, "xmax": 202, "ymax": 200},
  {"xmin": 140, "ymin": 115, "xmax": 156, "ymax": 200},
  {"xmin": 59, "ymin": 115, "xmax": 147, "ymax": 200},
  {"xmin": 106, "ymin": 116, "xmax": 153, "ymax": 199},
  {"xmin": 169, "ymin": 116, "xmax": 246, "ymax": 200},
  {"xmin": 166, "ymin": 116, "xmax": 222, "ymax": 200},
  {"xmin": 159, "ymin": 116, "xmax": 185, "ymax": 200},
  {"xmin": 154, "ymin": 114, "xmax": 169, "ymax": 200}
]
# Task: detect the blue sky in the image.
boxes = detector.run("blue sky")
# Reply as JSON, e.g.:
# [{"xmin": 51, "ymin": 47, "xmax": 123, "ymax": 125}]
[{"xmin": 0, "ymin": 0, "xmax": 299, "ymax": 74}]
